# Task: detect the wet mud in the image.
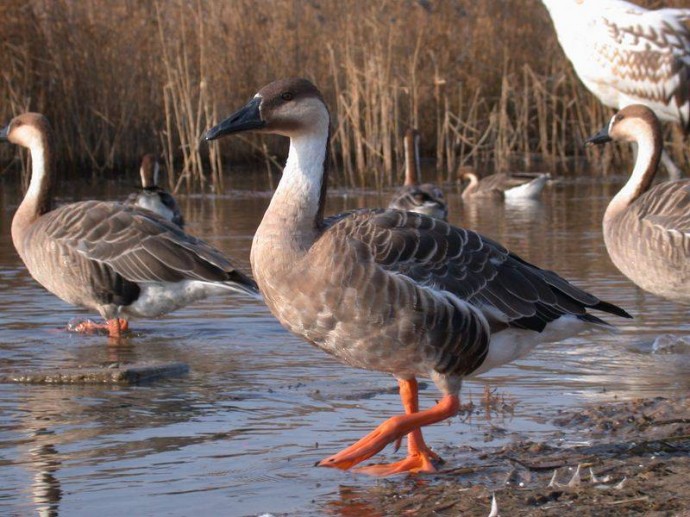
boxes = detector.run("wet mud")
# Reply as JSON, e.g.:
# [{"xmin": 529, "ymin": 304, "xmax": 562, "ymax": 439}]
[{"xmin": 327, "ymin": 396, "xmax": 690, "ymax": 516}]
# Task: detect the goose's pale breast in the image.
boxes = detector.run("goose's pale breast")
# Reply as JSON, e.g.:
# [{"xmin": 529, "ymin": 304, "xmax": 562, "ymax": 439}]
[{"xmin": 252, "ymin": 227, "xmax": 489, "ymax": 385}]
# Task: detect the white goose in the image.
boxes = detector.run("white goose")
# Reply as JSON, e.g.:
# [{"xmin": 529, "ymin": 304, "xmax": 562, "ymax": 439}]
[
  {"xmin": 587, "ymin": 104, "xmax": 690, "ymax": 304},
  {"xmin": 206, "ymin": 78, "xmax": 631, "ymax": 476},
  {"xmin": 126, "ymin": 154, "xmax": 185, "ymax": 229},
  {"xmin": 541, "ymin": 0, "xmax": 690, "ymax": 179},
  {"xmin": 0, "ymin": 113, "xmax": 258, "ymax": 338},
  {"xmin": 388, "ymin": 128, "xmax": 447, "ymax": 220}
]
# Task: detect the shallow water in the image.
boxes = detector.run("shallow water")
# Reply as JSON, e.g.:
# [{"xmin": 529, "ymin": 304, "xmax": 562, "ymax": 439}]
[{"xmin": 0, "ymin": 172, "xmax": 688, "ymax": 517}]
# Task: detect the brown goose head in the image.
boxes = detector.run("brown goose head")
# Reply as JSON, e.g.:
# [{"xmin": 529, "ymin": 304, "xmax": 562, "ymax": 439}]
[
  {"xmin": 1, "ymin": 113, "xmax": 55, "ymax": 216},
  {"xmin": 587, "ymin": 104, "xmax": 666, "ymax": 219},
  {"xmin": 205, "ymin": 78, "xmax": 329, "ymax": 140},
  {"xmin": 0, "ymin": 113, "xmax": 52, "ymax": 150},
  {"xmin": 586, "ymin": 104, "xmax": 663, "ymax": 147}
]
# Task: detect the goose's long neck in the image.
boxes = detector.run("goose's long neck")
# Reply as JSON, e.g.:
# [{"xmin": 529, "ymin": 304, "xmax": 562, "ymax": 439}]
[
  {"xmin": 404, "ymin": 133, "xmax": 419, "ymax": 186},
  {"xmin": 463, "ymin": 173, "xmax": 479, "ymax": 196},
  {"xmin": 604, "ymin": 127, "xmax": 661, "ymax": 224},
  {"xmin": 254, "ymin": 129, "xmax": 329, "ymax": 260},
  {"xmin": 11, "ymin": 132, "xmax": 53, "ymax": 253}
]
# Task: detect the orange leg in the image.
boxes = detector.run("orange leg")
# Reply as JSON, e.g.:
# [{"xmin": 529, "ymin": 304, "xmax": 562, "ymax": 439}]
[
  {"xmin": 71, "ymin": 318, "xmax": 129, "ymax": 338},
  {"xmin": 318, "ymin": 378, "xmax": 459, "ymax": 475},
  {"xmin": 106, "ymin": 318, "xmax": 129, "ymax": 338}
]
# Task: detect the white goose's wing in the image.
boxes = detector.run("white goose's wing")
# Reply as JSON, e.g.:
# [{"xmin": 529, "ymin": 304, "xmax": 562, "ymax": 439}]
[{"xmin": 577, "ymin": 3, "xmax": 690, "ymax": 127}]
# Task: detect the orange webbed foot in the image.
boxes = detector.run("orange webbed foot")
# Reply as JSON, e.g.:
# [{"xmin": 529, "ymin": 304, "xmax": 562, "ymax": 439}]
[
  {"xmin": 68, "ymin": 318, "xmax": 129, "ymax": 338},
  {"xmin": 354, "ymin": 450, "xmax": 442, "ymax": 476},
  {"xmin": 317, "ymin": 390, "xmax": 459, "ymax": 475},
  {"xmin": 317, "ymin": 418, "xmax": 403, "ymax": 470}
]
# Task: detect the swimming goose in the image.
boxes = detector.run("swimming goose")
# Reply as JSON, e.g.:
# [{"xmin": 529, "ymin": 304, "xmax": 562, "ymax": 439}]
[
  {"xmin": 460, "ymin": 171, "xmax": 549, "ymax": 201},
  {"xmin": 126, "ymin": 154, "xmax": 185, "ymax": 229},
  {"xmin": 541, "ymin": 0, "xmax": 690, "ymax": 180},
  {"xmin": 387, "ymin": 129, "xmax": 447, "ymax": 220},
  {"xmin": 586, "ymin": 104, "xmax": 690, "ymax": 304},
  {"xmin": 205, "ymin": 78, "xmax": 631, "ymax": 476},
  {"xmin": 0, "ymin": 113, "xmax": 258, "ymax": 338}
]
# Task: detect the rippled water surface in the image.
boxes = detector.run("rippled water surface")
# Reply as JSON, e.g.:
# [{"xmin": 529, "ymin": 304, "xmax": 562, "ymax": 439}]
[{"xmin": 0, "ymin": 171, "xmax": 688, "ymax": 516}]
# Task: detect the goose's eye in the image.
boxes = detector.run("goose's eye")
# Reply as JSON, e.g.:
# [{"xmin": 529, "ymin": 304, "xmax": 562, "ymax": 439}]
[{"xmin": 281, "ymin": 92, "xmax": 294, "ymax": 101}]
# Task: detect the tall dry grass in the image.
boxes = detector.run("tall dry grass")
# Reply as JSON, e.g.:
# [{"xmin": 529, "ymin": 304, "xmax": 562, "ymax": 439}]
[{"xmin": 0, "ymin": 0, "xmax": 687, "ymax": 191}]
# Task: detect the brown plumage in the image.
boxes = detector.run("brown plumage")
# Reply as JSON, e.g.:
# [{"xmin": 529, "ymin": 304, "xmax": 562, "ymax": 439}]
[
  {"xmin": 206, "ymin": 78, "xmax": 630, "ymax": 476},
  {"xmin": 587, "ymin": 104, "xmax": 690, "ymax": 304},
  {"xmin": 0, "ymin": 113, "xmax": 258, "ymax": 338}
]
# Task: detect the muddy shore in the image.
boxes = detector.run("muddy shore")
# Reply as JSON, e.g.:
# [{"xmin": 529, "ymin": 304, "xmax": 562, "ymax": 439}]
[{"xmin": 325, "ymin": 396, "xmax": 690, "ymax": 516}]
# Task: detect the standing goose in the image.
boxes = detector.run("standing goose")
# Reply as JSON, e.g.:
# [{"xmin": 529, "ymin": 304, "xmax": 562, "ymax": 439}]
[
  {"xmin": 586, "ymin": 104, "xmax": 690, "ymax": 304},
  {"xmin": 460, "ymin": 171, "xmax": 549, "ymax": 201},
  {"xmin": 126, "ymin": 153, "xmax": 185, "ymax": 229},
  {"xmin": 388, "ymin": 128, "xmax": 447, "ymax": 220},
  {"xmin": 205, "ymin": 78, "xmax": 631, "ymax": 476},
  {"xmin": 541, "ymin": 0, "xmax": 690, "ymax": 179},
  {"xmin": 0, "ymin": 113, "xmax": 258, "ymax": 338}
]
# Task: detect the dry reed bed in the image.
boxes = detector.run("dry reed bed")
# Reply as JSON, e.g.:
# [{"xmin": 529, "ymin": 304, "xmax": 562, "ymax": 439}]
[{"xmin": 0, "ymin": 0, "xmax": 687, "ymax": 191}]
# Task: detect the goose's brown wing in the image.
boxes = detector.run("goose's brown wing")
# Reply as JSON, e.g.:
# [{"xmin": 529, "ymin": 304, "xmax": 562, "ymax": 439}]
[
  {"xmin": 326, "ymin": 209, "xmax": 630, "ymax": 333},
  {"xmin": 639, "ymin": 181, "xmax": 690, "ymax": 237},
  {"xmin": 44, "ymin": 200, "xmax": 256, "ymax": 291},
  {"xmin": 477, "ymin": 173, "xmax": 510, "ymax": 192}
]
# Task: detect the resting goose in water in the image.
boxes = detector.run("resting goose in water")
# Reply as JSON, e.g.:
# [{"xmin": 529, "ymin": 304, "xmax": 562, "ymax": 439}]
[
  {"xmin": 587, "ymin": 104, "xmax": 690, "ymax": 304},
  {"xmin": 0, "ymin": 113, "xmax": 258, "ymax": 338},
  {"xmin": 388, "ymin": 128, "xmax": 447, "ymax": 220},
  {"xmin": 205, "ymin": 78, "xmax": 631, "ymax": 476},
  {"xmin": 126, "ymin": 153, "xmax": 185, "ymax": 229},
  {"xmin": 460, "ymin": 171, "xmax": 549, "ymax": 201}
]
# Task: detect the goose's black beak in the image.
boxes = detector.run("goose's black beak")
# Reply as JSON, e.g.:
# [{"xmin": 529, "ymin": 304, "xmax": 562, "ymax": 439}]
[
  {"xmin": 205, "ymin": 97, "xmax": 265, "ymax": 141},
  {"xmin": 585, "ymin": 125, "xmax": 612, "ymax": 146},
  {"xmin": 0, "ymin": 124, "xmax": 9, "ymax": 143}
]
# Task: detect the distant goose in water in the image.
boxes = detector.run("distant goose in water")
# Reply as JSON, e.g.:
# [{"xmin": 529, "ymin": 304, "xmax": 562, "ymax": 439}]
[
  {"xmin": 0, "ymin": 113, "xmax": 258, "ymax": 338},
  {"xmin": 205, "ymin": 78, "xmax": 631, "ymax": 476},
  {"xmin": 388, "ymin": 129, "xmax": 447, "ymax": 220},
  {"xmin": 126, "ymin": 154, "xmax": 185, "ymax": 229},
  {"xmin": 587, "ymin": 104, "xmax": 690, "ymax": 304},
  {"xmin": 460, "ymin": 171, "xmax": 549, "ymax": 201},
  {"xmin": 541, "ymin": 0, "xmax": 690, "ymax": 179}
]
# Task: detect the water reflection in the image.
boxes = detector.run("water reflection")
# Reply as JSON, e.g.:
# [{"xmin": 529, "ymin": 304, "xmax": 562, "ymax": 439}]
[
  {"xmin": 0, "ymin": 173, "xmax": 688, "ymax": 516},
  {"xmin": 31, "ymin": 443, "xmax": 61, "ymax": 517}
]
